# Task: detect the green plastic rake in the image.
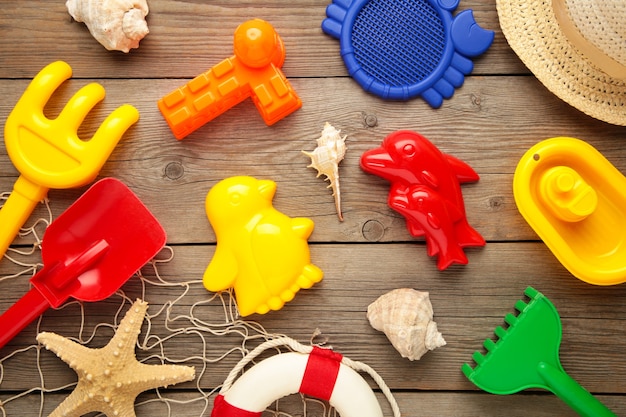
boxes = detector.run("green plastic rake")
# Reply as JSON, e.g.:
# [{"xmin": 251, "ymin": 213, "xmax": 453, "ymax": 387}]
[{"xmin": 462, "ymin": 287, "xmax": 616, "ymax": 417}]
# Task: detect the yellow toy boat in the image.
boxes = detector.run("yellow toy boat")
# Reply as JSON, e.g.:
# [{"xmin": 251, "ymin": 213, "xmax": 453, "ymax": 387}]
[{"xmin": 514, "ymin": 137, "xmax": 626, "ymax": 285}]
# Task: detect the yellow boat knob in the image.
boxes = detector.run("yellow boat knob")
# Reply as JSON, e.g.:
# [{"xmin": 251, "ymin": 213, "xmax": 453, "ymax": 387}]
[{"xmin": 539, "ymin": 166, "xmax": 597, "ymax": 222}]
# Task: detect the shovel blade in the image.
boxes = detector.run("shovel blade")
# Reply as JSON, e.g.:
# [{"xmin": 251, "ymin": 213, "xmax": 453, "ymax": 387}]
[{"xmin": 38, "ymin": 178, "xmax": 166, "ymax": 302}]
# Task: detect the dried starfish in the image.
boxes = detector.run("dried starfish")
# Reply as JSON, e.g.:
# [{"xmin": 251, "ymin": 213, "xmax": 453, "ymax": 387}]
[
  {"xmin": 37, "ymin": 299, "xmax": 195, "ymax": 417},
  {"xmin": 303, "ymin": 122, "xmax": 347, "ymax": 221}
]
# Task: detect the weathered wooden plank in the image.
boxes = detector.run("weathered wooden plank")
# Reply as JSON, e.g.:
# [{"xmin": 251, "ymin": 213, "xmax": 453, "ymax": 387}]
[
  {"xmin": 2, "ymin": 0, "xmax": 626, "ymax": 414},
  {"xmin": 1, "ymin": 77, "xmax": 625, "ymax": 245},
  {"xmin": 0, "ymin": 0, "xmax": 520, "ymax": 79},
  {"xmin": 2, "ymin": 389, "xmax": 626, "ymax": 416},
  {"xmin": 1, "ymin": 244, "xmax": 625, "ymax": 393},
  {"xmin": 0, "ymin": 172, "xmax": 522, "ymax": 244}
]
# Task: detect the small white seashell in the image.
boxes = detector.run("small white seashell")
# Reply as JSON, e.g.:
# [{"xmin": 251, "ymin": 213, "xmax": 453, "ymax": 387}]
[
  {"xmin": 66, "ymin": 0, "xmax": 150, "ymax": 53},
  {"xmin": 367, "ymin": 288, "xmax": 446, "ymax": 361},
  {"xmin": 302, "ymin": 123, "xmax": 347, "ymax": 221}
]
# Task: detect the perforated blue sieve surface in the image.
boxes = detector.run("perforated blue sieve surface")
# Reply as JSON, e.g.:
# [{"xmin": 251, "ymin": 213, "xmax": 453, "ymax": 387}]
[
  {"xmin": 351, "ymin": 0, "xmax": 445, "ymax": 87},
  {"xmin": 322, "ymin": 0, "xmax": 495, "ymax": 107}
]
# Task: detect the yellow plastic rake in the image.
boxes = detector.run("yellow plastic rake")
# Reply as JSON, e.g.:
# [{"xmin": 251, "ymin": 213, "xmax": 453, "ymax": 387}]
[{"xmin": 0, "ymin": 61, "xmax": 139, "ymax": 260}]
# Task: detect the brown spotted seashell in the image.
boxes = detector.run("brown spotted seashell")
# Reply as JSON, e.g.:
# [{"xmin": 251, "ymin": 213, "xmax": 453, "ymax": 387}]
[{"xmin": 367, "ymin": 288, "xmax": 446, "ymax": 361}]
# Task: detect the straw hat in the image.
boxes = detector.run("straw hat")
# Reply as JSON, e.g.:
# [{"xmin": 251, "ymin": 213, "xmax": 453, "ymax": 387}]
[{"xmin": 496, "ymin": 0, "xmax": 626, "ymax": 126}]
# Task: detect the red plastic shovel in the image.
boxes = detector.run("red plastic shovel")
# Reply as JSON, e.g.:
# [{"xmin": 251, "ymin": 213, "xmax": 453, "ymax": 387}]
[{"xmin": 0, "ymin": 178, "xmax": 166, "ymax": 349}]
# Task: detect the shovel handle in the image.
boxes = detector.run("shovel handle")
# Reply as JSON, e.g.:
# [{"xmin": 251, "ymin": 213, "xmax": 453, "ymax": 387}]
[
  {"xmin": 0, "ymin": 288, "xmax": 50, "ymax": 350},
  {"xmin": 538, "ymin": 361, "xmax": 617, "ymax": 417},
  {"xmin": 0, "ymin": 176, "xmax": 48, "ymax": 261}
]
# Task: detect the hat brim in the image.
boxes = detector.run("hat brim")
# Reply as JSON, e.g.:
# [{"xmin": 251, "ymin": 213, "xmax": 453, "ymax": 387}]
[{"xmin": 496, "ymin": 0, "xmax": 626, "ymax": 126}]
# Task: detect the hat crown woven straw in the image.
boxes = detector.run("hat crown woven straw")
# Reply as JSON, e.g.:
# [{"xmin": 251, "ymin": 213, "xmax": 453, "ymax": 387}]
[
  {"xmin": 553, "ymin": 0, "xmax": 626, "ymax": 79},
  {"xmin": 496, "ymin": 0, "xmax": 626, "ymax": 126}
]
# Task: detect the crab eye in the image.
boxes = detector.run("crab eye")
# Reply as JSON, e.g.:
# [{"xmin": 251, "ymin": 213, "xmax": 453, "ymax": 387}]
[{"xmin": 403, "ymin": 143, "xmax": 416, "ymax": 157}]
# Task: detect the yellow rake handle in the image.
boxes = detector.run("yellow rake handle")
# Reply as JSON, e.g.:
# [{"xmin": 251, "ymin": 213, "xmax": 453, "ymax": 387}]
[{"xmin": 0, "ymin": 61, "xmax": 139, "ymax": 259}]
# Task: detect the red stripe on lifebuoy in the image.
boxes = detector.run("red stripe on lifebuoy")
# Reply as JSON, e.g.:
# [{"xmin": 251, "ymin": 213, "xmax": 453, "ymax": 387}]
[
  {"xmin": 299, "ymin": 346, "xmax": 343, "ymax": 400},
  {"xmin": 212, "ymin": 394, "xmax": 262, "ymax": 417}
]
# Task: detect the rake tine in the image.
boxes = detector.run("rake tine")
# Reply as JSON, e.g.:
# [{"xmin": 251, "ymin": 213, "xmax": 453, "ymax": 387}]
[
  {"xmin": 17, "ymin": 61, "xmax": 73, "ymax": 113},
  {"xmin": 56, "ymin": 83, "xmax": 106, "ymax": 132},
  {"xmin": 88, "ymin": 104, "xmax": 139, "ymax": 157}
]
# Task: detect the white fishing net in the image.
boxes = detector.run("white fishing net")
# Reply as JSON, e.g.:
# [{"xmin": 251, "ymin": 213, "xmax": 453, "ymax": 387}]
[{"xmin": 0, "ymin": 197, "xmax": 398, "ymax": 417}]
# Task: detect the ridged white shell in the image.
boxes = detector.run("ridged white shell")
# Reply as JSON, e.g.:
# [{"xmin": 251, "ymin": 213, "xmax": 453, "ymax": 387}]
[
  {"xmin": 367, "ymin": 288, "xmax": 446, "ymax": 361},
  {"xmin": 303, "ymin": 123, "xmax": 347, "ymax": 221},
  {"xmin": 66, "ymin": 0, "xmax": 149, "ymax": 52}
]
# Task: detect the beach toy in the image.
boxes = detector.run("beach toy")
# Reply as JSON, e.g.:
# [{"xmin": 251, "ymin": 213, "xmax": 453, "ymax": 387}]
[
  {"xmin": 211, "ymin": 337, "xmax": 401, "ymax": 417},
  {"xmin": 203, "ymin": 176, "xmax": 323, "ymax": 316},
  {"xmin": 321, "ymin": 0, "xmax": 494, "ymax": 107},
  {"xmin": 157, "ymin": 19, "xmax": 301, "ymax": 140},
  {"xmin": 0, "ymin": 61, "xmax": 139, "ymax": 262},
  {"xmin": 462, "ymin": 287, "xmax": 617, "ymax": 417},
  {"xmin": 513, "ymin": 137, "xmax": 626, "ymax": 285},
  {"xmin": 0, "ymin": 178, "xmax": 166, "ymax": 349},
  {"xmin": 360, "ymin": 131, "xmax": 484, "ymax": 270}
]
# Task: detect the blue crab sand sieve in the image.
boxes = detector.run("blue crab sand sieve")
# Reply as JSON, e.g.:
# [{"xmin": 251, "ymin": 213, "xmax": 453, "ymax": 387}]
[{"xmin": 351, "ymin": 0, "xmax": 446, "ymax": 87}]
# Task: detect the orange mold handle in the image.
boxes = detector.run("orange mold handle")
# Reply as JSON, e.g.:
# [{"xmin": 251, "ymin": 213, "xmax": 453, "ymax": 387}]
[
  {"xmin": 513, "ymin": 137, "xmax": 626, "ymax": 285},
  {"xmin": 157, "ymin": 19, "xmax": 302, "ymax": 140}
]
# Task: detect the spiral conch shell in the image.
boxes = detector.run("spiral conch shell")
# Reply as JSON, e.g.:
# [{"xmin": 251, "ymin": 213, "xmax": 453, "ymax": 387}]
[
  {"xmin": 303, "ymin": 123, "xmax": 347, "ymax": 221},
  {"xmin": 66, "ymin": 0, "xmax": 150, "ymax": 52},
  {"xmin": 367, "ymin": 288, "xmax": 446, "ymax": 361}
]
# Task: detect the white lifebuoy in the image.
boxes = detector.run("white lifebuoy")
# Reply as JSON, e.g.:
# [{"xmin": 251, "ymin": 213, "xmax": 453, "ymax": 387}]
[{"xmin": 211, "ymin": 337, "xmax": 400, "ymax": 417}]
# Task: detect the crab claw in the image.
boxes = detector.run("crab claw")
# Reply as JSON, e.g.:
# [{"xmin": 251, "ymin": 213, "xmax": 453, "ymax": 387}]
[{"xmin": 451, "ymin": 10, "xmax": 495, "ymax": 57}]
